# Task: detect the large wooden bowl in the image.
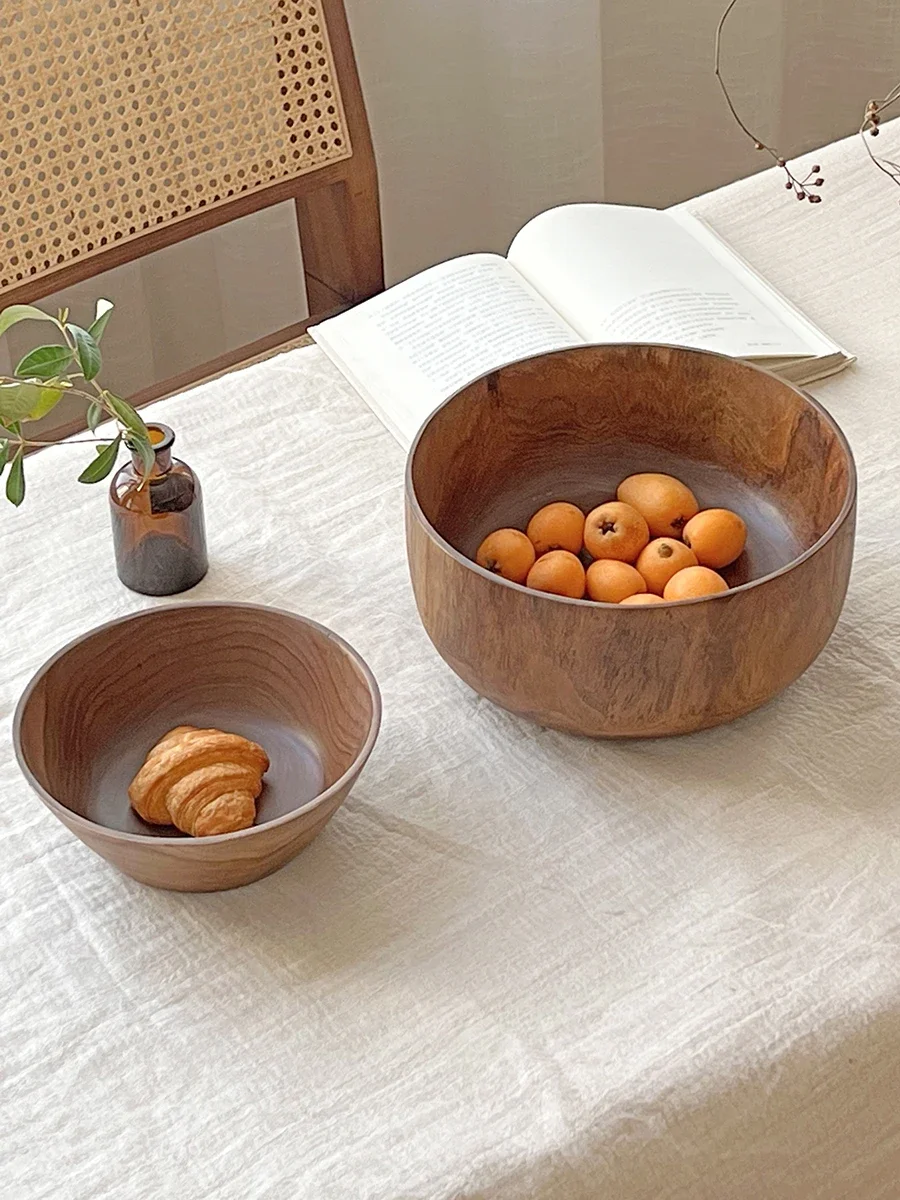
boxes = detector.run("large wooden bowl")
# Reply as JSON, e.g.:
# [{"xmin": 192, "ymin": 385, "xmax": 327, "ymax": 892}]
[
  {"xmin": 14, "ymin": 603, "xmax": 381, "ymax": 890},
  {"xmin": 406, "ymin": 344, "xmax": 856, "ymax": 737}
]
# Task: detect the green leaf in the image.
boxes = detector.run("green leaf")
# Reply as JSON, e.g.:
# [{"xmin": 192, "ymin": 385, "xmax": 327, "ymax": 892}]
[
  {"xmin": 106, "ymin": 395, "xmax": 154, "ymax": 476},
  {"xmin": 15, "ymin": 344, "xmax": 73, "ymax": 380},
  {"xmin": 0, "ymin": 384, "xmax": 33, "ymax": 424},
  {"xmin": 26, "ymin": 385, "xmax": 64, "ymax": 421},
  {"xmin": 78, "ymin": 434, "xmax": 121, "ymax": 483},
  {"xmin": 5, "ymin": 448, "xmax": 24, "ymax": 506},
  {"xmin": 0, "ymin": 304, "xmax": 61, "ymax": 339},
  {"xmin": 0, "ymin": 382, "xmax": 63, "ymax": 425},
  {"xmin": 86, "ymin": 398, "xmax": 104, "ymax": 432},
  {"xmin": 105, "ymin": 393, "xmax": 148, "ymax": 439},
  {"xmin": 66, "ymin": 324, "xmax": 101, "ymax": 381},
  {"xmin": 0, "ymin": 439, "xmax": 8, "ymax": 478},
  {"xmin": 88, "ymin": 298, "xmax": 114, "ymax": 343}
]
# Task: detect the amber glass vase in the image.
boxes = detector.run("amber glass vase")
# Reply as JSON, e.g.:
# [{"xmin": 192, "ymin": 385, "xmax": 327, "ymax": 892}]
[{"xmin": 109, "ymin": 423, "xmax": 208, "ymax": 596}]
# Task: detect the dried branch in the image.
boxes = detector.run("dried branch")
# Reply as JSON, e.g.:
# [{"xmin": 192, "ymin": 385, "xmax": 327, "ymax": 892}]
[
  {"xmin": 715, "ymin": 0, "xmax": 823, "ymax": 202},
  {"xmin": 860, "ymin": 91, "xmax": 900, "ymax": 196},
  {"xmin": 717, "ymin": 0, "xmax": 900, "ymax": 205}
]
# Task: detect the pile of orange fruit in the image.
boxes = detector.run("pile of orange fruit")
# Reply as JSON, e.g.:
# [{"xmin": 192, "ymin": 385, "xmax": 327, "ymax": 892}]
[{"xmin": 474, "ymin": 472, "xmax": 747, "ymax": 605}]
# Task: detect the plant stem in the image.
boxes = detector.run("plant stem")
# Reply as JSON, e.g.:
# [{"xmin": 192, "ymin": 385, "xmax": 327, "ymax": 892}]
[
  {"xmin": 715, "ymin": 0, "xmax": 824, "ymax": 201},
  {"xmin": 5, "ymin": 435, "xmax": 117, "ymax": 449},
  {"xmin": 715, "ymin": 1, "xmax": 772, "ymax": 154}
]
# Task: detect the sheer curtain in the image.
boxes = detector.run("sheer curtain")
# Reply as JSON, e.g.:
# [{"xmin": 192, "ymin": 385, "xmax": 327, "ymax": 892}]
[
  {"xmin": 352, "ymin": 0, "xmax": 900, "ymax": 280},
  {"xmin": 6, "ymin": 0, "xmax": 900, "ymax": 406}
]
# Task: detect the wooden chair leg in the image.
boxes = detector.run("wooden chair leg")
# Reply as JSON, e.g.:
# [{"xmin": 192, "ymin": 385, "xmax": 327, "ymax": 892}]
[{"xmin": 294, "ymin": 172, "xmax": 384, "ymax": 316}]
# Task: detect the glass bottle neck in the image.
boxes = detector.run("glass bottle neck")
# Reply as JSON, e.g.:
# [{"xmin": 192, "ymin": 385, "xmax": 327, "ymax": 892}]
[
  {"xmin": 131, "ymin": 446, "xmax": 172, "ymax": 475},
  {"xmin": 132, "ymin": 423, "xmax": 175, "ymax": 476}
]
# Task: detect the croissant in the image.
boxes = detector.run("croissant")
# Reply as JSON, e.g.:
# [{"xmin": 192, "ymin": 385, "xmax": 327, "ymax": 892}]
[{"xmin": 128, "ymin": 726, "xmax": 270, "ymax": 837}]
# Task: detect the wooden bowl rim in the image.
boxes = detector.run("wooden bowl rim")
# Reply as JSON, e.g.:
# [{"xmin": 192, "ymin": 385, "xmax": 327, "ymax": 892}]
[
  {"xmin": 12, "ymin": 601, "xmax": 382, "ymax": 847},
  {"xmin": 405, "ymin": 342, "xmax": 857, "ymax": 611}
]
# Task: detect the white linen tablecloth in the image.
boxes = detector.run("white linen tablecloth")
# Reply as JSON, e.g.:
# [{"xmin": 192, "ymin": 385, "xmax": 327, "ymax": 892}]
[{"xmin": 3, "ymin": 127, "xmax": 900, "ymax": 1199}]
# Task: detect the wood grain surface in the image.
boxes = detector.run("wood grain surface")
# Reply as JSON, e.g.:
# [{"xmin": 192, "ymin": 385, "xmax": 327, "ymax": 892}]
[
  {"xmin": 406, "ymin": 344, "xmax": 856, "ymax": 738},
  {"xmin": 14, "ymin": 603, "xmax": 381, "ymax": 890}
]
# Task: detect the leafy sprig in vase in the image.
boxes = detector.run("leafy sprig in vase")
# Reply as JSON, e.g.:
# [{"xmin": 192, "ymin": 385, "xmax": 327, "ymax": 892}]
[{"xmin": 0, "ymin": 299, "xmax": 208, "ymax": 595}]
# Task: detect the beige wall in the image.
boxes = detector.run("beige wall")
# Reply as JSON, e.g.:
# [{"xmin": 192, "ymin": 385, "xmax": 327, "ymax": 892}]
[
  {"xmin": 8, "ymin": 0, "xmax": 900, "ymax": 407},
  {"xmin": 352, "ymin": 0, "xmax": 900, "ymax": 274}
]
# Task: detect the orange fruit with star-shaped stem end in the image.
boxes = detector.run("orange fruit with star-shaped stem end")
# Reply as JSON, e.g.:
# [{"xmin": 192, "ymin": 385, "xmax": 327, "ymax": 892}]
[
  {"xmin": 682, "ymin": 508, "xmax": 747, "ymax": 569},
  {"xmin": 585, "ymin": 559, "xmax": 647, "ymax": 603},
  {"xmin": 663, "ymin": 565, "xmax": 729, "ymax": 601},
  {"xmin": 619, "ymin": 592, "xmax": 667, "ymax": 606},
  {"xmin": 476, "ymin": 528, "xmax": 535, "ymax": 584},
  {"xmin": 583, "ymin": 501, "xmax": 649, "ymax": 562},
  {"xmin": 617, "ymin": 473, "xmax": 699, "ymax": 539},
  {"xmin": 526, "ymin": 550, "xmax": 586, "ymax": 598},
  {"xmin": 526, "ymin": 501, "xmax": 585, "ymax": 556},
  {"xmin": 635, "ymin": 537, "xmax": 698, "ymax": 595}
]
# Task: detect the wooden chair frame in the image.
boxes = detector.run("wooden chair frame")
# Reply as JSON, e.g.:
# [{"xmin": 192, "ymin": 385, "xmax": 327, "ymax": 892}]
[{"xmin": 2, "ymin": 0, "xmax": 383, "ymax": 410}]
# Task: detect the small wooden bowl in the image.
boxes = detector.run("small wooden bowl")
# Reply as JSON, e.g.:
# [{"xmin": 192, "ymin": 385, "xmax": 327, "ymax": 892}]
[
  {"xmin": 14, "ymin": 603, "xmax": 381, "ymax": 891},
  {"xmin": 406, "ymin": 344, "xmax": 856, "ymax": 738}
]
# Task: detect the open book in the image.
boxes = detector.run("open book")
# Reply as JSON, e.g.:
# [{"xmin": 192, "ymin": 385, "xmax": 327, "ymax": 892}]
[{"xmin": 310, "ymin": 204, "xmax": 853, "ymax": 447}]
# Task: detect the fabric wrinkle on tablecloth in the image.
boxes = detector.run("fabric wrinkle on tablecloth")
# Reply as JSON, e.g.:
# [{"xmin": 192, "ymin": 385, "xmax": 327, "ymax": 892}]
[{"xmin": 2, "ymin": 123, "xmax": 900, "ymax": 1199}]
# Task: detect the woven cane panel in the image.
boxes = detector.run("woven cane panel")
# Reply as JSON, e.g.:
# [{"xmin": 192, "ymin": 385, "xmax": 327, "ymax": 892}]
[{"xmin": 0, "ymin": 0, "xmax": 353, "ymax": 291}]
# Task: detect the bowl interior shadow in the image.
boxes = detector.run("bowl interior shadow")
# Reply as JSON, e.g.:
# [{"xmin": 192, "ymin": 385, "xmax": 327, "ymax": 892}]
[
  {"xmin": 411, "ymin": 346, "xmax": 852, "ymax": 589},
  {"xmin": 18, "ymin": 604, "xmax": 377, "ymax": 837}
]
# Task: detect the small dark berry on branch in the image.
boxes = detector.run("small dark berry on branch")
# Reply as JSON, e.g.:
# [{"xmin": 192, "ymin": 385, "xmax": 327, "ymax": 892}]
[
  {"xmin": 871, "ymin": 127, "xmax": 881, "ymax": 137},
  {"xmin": 796, "ymin": 190, "xmax": 805, "ymax": 200},
  {"xmin": 808, "ymin": 194, "xmax": 822, "ymax": 204},
  {"xmin": 755, "ymin": 141, "xmax": 764, "ymax": 150},
  {"xmin": 811, "ymin": 165, "xmax": 820, "ymax": 173},
  {"xmin": 814, "ymin": 178, "xmax": 824, "ymax": 186},
  {"xmin": 777, "ymin": 158, "xmax": 786, "ymax": 167}
]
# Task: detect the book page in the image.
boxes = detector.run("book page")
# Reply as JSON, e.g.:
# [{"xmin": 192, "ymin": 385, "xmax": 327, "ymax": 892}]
[
  {"xmin": 508, "ymin": 204, "xmax": 823, "ymax": 359},
  {"xmin": 667, "ymin": 207, "xmax": 842, "ymax": 359},
  {"xmin": 311, "ymin": 253, "xmax": 581, "ymax": 446}
]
